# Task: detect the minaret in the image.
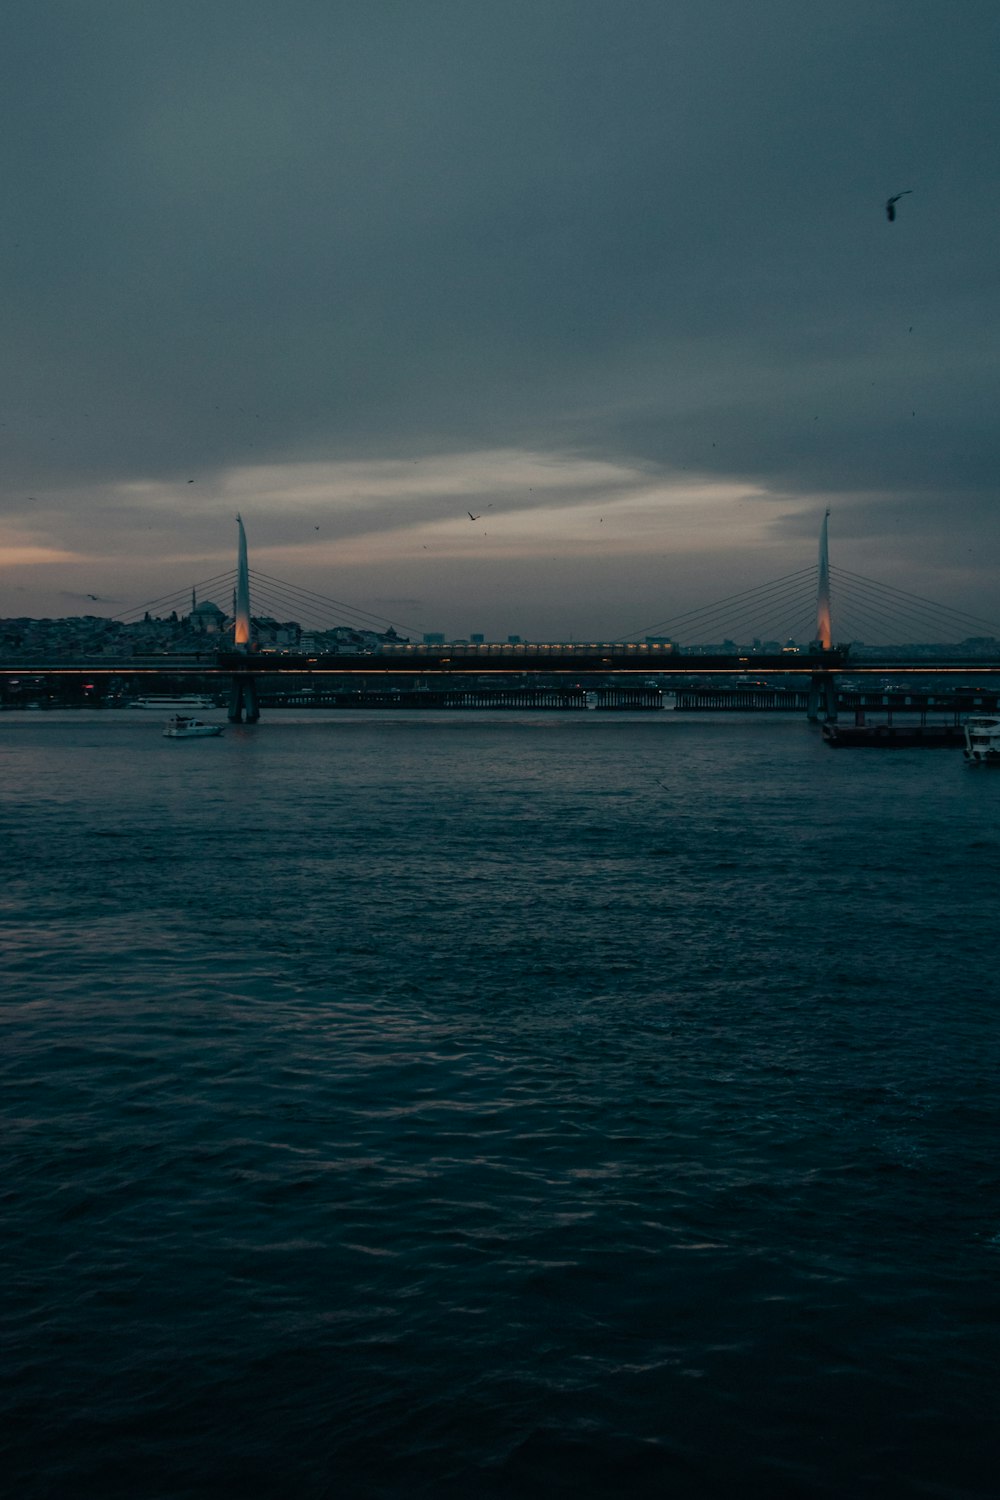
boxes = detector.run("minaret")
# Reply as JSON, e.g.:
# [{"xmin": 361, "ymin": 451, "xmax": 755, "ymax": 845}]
[
  {"xmin": 816, "ymin": 508, "xmax": 832, "ymax": 650},
  {"xmin": 234, "ymin": 514, "xmax": 251, "ymax": 648}
]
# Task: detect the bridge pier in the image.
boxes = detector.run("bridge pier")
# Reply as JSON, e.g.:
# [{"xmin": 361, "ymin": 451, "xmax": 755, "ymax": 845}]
[
  {"xmin": 807, "ymin": 672, "xmax": 838, "ymax": 723},
  {"xmin": 228, "ymin": 673, "xmax": 260, "ymax": 723}
]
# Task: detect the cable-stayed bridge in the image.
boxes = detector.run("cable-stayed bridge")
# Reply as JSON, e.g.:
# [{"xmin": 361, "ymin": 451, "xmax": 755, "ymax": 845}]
[
  {"xmin": 115, "ymin": 560, "xmax": 997, "ymax": 658},
  {"xmin": 6, "ymin": 516, "xmax": 1000, "ymax": 721},
  {"xmin": 115, "ymin": 514, "xmax": 998, "ymax": 655}
]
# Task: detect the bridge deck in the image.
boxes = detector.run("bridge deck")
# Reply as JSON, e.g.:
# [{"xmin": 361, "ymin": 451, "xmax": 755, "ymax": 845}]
[{"xmin": 5, "ymin": 648, "xmax": 1000, "ymax": 678}]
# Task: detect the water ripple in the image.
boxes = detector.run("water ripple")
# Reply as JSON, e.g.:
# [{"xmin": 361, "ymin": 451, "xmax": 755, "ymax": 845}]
[{"xmin": 3, "ymin": 715, "xmax": 999, "ymax": 1497}]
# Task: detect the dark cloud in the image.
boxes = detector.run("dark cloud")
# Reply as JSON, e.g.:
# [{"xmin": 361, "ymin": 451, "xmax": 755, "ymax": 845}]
[{"xmin": 2, "ymin": 1, "xmax": 999, "ymax": 631}]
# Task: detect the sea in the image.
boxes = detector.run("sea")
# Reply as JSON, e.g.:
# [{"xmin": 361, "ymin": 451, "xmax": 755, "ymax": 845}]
[{"xmin": 2, "ymin": 709, "xmax": 999, "ymax": 1500}]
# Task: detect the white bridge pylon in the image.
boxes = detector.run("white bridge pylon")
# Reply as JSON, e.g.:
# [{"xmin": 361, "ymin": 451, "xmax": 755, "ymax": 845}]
[
  {"xmin": 228, "ymin": 514, "xmax": 259, "ymax": 722},
  {"xmin": 234, "ymin": 514, "xmax": 252, "ymax": 649},
  {"xmin": 807, "ymin": 507, "xmax": 837, "ymax": 723},
  {"xmin": 816, "ymin": 509, "xmax": 832, "ymax": 650}
]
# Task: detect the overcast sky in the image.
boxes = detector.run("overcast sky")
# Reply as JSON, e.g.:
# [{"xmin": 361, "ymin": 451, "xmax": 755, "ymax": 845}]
[{"xmin": 2, "ymin": 0, "xmax": 998, "ymax": 639}]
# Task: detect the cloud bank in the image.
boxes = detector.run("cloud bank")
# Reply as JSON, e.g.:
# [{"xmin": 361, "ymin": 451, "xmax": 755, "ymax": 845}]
[{"xmin": 2, "ymin": 1, "xmax": 998, "ymax": 635}]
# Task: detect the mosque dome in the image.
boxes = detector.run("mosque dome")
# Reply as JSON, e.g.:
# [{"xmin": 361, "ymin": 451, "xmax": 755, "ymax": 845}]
[{"xmin": 190, "ymin": 599, "xmax": 226, "ymax": 633}]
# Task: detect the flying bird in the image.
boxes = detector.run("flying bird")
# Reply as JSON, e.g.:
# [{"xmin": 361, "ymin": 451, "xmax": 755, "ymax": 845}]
[
  {"xmin": 885, "ymin": 191, "xmax": 912, "ymax": 222},
  {"xmin": 468, "ymin": 511, "xmax": 481, "ymax": 521}
]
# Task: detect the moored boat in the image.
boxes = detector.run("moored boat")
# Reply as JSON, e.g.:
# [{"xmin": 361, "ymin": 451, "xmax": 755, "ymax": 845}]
[
  {"xmin": 963, "ymin": 714, "xmax": 1000, "ymax": 765},
  {"xmin": 823, "ymin": 720, "xmax": 964, "ymax": 747},
  {"xmin": 163, "ymin": 715, "xmax": 223, "ymax": 739}
]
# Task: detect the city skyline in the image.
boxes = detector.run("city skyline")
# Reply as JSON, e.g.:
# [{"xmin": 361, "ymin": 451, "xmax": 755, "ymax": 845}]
[{"xmin": 2, "ymin": 2, "xmax": 999, "ymax": 638}]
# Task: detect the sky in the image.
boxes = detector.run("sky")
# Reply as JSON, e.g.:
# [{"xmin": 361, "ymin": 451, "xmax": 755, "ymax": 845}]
[{"xmin": 2, "ymin": 0, "xmax": 999, "ymax": 641}]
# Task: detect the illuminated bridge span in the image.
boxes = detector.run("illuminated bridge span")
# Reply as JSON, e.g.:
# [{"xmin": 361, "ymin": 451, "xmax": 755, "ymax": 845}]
[
  {"xmin": 113, "ymin": 512, "xmax": 1000, "ymax": 671},
  {"xmin": 218, "ymin": 644, "xmax": 843, "ymax": 676},
  {"xmin": 212, "ymin": 506, "xmax": 996, "ymax": 722},
  {"xmin": 219, "ymin": 515, "xmax": 854, "ymax": 721},
  {"xmin": 7, "ymin": 515, "xmax": 1000, "ymax": 722},
  {"xmin": 345, "ymin": 639, "xmax": 681, "ymax": 660},
  {"xmin": 214, "ymin": 643, "xmax": 1000, "ymax": 724}
]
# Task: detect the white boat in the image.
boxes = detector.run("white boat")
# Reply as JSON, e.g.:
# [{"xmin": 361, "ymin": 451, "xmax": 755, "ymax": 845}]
[
  {"xmin": 131, "ymin": 695, "xmax": 215, "ymax": 710},
  {"xmin": 163, "ymin": 715, "xmax": 223, "ymax": 739},
  {"xmin": 963, "ymin": 714, "xmax": 1000, "ymax": 765}
]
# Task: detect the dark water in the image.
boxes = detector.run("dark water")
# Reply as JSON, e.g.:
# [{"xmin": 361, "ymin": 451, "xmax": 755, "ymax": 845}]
[{"xmin": 3, "ymin": 711, "xmax": 999, "ymax": 1499}]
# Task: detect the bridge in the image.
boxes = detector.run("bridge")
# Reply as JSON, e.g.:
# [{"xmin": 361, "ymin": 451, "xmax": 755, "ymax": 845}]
[{"xmin": 4, "ymin": 514, "xmax": 999, "ymax": 721}]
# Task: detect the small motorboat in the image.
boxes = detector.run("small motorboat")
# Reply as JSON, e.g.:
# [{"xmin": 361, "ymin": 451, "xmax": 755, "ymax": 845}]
[
  {"xmin": 163, "ymin": 715, "xmax": 223, "ymax": 739},
  {"xmin": 963, "ymin": 714, "xmax": 1000, "ymax": 765}
]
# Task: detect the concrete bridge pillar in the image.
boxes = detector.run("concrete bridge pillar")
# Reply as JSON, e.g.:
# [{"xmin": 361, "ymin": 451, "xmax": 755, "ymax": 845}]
[
  {"xmin": 228, "ymin": 674, "xmax": 259, "ymax": 723},
  {"xmin": 807, "ymin": 672, "xmax": 838, "ymax": 723}
]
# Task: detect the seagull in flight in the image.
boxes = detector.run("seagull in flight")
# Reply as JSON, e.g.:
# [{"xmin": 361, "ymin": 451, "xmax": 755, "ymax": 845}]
[
  {"xmin": 468, "ymin": 511, "xmax": 481, "ymax": 521},
  {"xmin": 886, "ymin": 191, "xmax": 912, "ymax": 222}
]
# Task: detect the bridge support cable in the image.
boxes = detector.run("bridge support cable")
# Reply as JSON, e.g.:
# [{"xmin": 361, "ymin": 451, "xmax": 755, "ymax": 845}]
[
  {"xmin": 833, "ymin": 566, "xmax": 1000, "ymax": 634},
  {"xmin": 244, "ymin": 577, "xmax": 412, "ymax": 637},
  {"xmin": 830, "ymin": 573, "xmax": 954, "ymax": 634},
  {"xmin": 823, "ymin": 590, "xmax": 910, "ymax": 644},
  {"xmin": 629, "ymin": 584, "xmax": 818, "ymax": 647},
  {"xmin": 615, "ymin": 559, "xmax": 1000, "ymax": 653},
  {"xmin": 616, "ymin": 567, "xmax": 819, "ymax": 645},
  {"xmin": 617, "ymin": 566, "xmax": 815, "ymax": 639},
  {"xmin": 829, "ymin": 566, "xmax": 1000, "ymax": 645},
  {"xmin": 825, "ymin": 577, "xmax": 936, "ymax": 643},
  {"xmin": 241, "ymin": 577, "xmax": 344, "ymax": 633},
  {"xmin": 114, "ymin": 565, "xmax": 428, "ymax": 639},
  {"xmin": 690, "ymin": 579, "xmax": 819, "ymax": 645},
  {"xmin": 116, "ymin": 570, "xmax": 237, "ymax": 624},
  {"xmin": 246, "ymin": 570, "xmax": 426, "ymax": 638}
]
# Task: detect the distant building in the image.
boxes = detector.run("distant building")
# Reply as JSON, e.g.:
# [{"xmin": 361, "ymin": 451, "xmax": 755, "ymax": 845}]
[
  {"xmin": 189, "ymin": 600, "xmax": 226, "ymax": 635},
  {"xmin": 253, "ymin": 617, "xmax": 299, "ymax": 647}
]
